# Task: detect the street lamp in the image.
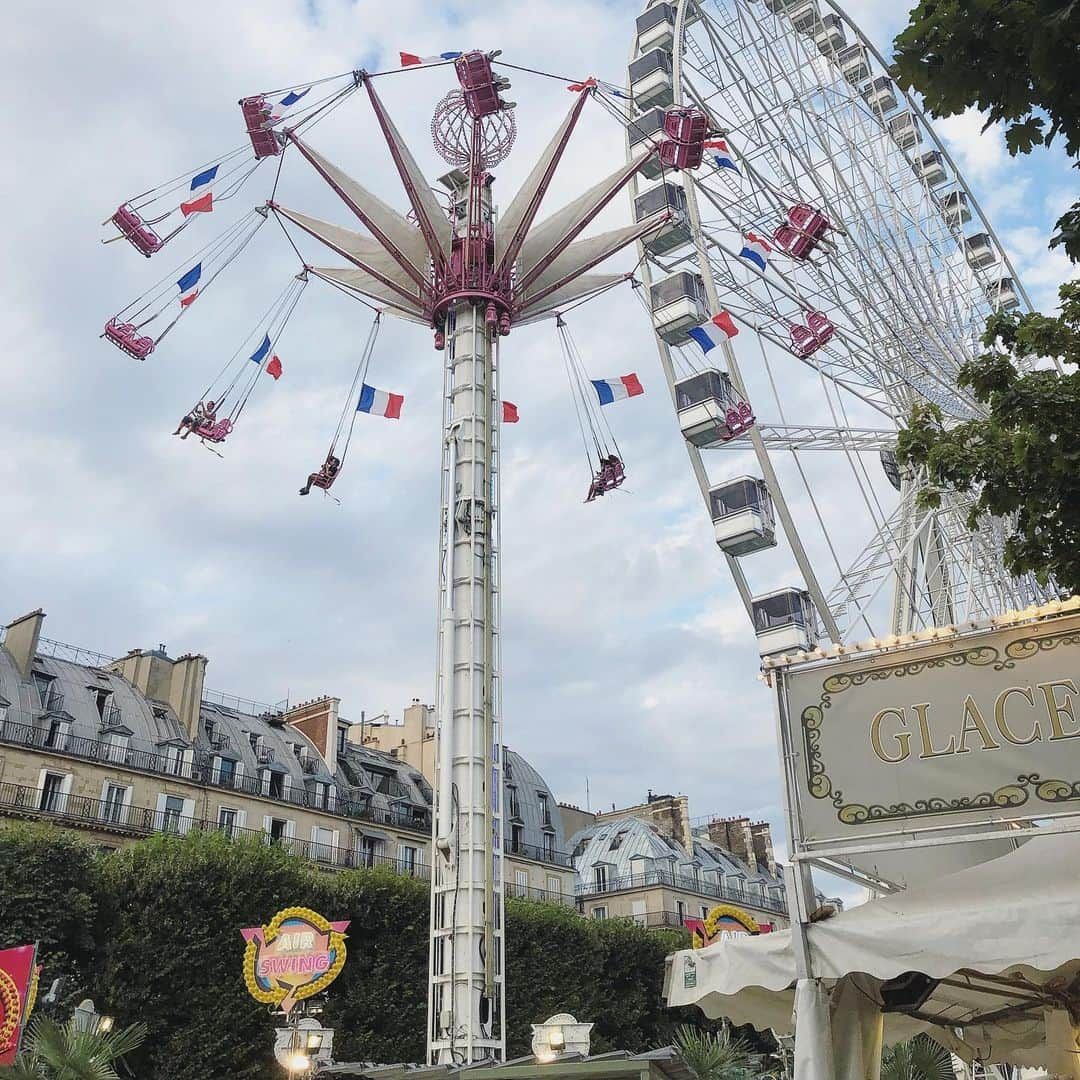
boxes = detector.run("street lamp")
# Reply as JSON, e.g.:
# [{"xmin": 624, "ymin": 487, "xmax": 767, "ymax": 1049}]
[
  {"xmin": 530, "ymin": 1014, "xmax": 593, "ymax": 1063},
  {"xmin": 72, "ymin": 999, "xmax": 114, "ymax": 1035}
]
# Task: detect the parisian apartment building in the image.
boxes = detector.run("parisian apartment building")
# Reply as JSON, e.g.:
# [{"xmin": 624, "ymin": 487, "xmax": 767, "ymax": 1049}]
[{"xmin": 0, "ymin": 607, "xmax": 792, "ymax": 931}]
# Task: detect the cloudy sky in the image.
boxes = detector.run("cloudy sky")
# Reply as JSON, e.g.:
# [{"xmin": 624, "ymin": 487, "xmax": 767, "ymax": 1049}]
[{"xmin": 3, "ymin": 1, "xmax": 1075, "ymax": 896}]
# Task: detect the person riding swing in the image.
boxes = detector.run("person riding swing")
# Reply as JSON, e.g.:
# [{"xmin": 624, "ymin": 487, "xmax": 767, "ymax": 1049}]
[
  {"xmin": 173, "ymin": 399, "xmax": 217, "ymax": 440},
  {"xmin": 299, "ymin": 453, "xmax": 342, "ymax": 496},
  {"xmin": 585, "ymin": 454, "xmax": 626, "ymax": 502}
]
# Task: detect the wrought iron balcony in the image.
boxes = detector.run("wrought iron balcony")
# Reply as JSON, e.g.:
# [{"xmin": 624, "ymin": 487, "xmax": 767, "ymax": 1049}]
[{"xmin": 504, "ymin": 835, "xmax": 572, "ymax": 867}]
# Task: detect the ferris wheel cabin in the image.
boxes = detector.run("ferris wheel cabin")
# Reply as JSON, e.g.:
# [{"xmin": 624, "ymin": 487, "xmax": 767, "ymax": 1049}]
[
  {"xmin": 751, "ymin": 588, "xmax": 819, "ymax": 656},
  {"xmin": 786, "ymin": 0, "xmax": 821, "ymax": 34},
  {"xmin": 673, "ymin": 368, "xmax": 743, "ymax": 447},
  {"xmin": 986, "ymin": 278, "xmax": 1020, "ymax": 310},
  {"xmin": 815, "ymin": 14, "xmax": 846, "ymax": 53},
  {"xmin": 635, "ymin": 2, "xmax": 676, "ymax": 52},
  {"xmin": 629, "ymin": 107, "xmax": 668, "ymax": 179},
  {"xmin": 650, "ymin": 271, "xmax": 707, "ymax": 344},
  {"xmin": 709, "ymin": 477, "xmax": 777, "ymax": 556},
  {"xmin": 861, "ymin": 76, "xmax": 897, "ymax": 115},
  {"xmin": 964, "ymin": 233, "xmax": 996, "ymax": 269},
  {"xmin": 629, "ymin": 49, "xmax": 674, "ymax": 110},
  {"xmin": 887, "ymin": 112, "xmax": 921, "ymax": 150},
  {"xmin": 913, "ymin": 150, "xmax": 947, "ymax": 187},
  {"xmin": 836, "ymin": 44, "xmax": 869, "ymax": 84},
  {"xmin": 635, "ymin": 183, "xmax": 691, "ymax": 255},
  {"xmin": 939, "ymin": 190, "xmax": 972, "ymax": 227}
]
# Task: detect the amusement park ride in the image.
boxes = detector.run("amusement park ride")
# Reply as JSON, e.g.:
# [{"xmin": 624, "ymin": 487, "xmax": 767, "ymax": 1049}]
[{"xmin": 101, "ymin": 0, "xmax": 1057, "ymax": 1066}]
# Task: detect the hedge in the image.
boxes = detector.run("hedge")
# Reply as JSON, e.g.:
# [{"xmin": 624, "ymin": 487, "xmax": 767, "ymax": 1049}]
[{"xmin": 0, "ymin": 826, "xmax": 693, "ymax": 1079}]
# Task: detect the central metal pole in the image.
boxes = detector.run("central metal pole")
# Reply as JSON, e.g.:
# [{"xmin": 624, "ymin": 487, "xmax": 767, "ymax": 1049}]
[{"xmin": 428, "ymin": 244, "xmax": 505, "ymax": 1062}]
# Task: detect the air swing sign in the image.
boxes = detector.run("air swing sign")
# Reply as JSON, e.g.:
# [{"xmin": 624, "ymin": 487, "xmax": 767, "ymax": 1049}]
[{"xmin": 241, "ymin": 907, "xmax": 349, "ymax": 1014}]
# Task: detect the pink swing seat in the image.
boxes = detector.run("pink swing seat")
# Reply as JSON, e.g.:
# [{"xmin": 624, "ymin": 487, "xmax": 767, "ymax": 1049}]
[
  {"xmin": 104, "ymin": 318, "xmax": 155, "ymax": 360},
  {"xmin": 111, "ymin": 203, "xmax": 164, "ymax": 257},
  {"xmin": 195, "ymin": 418, "xmax": 233, "ymax": 444},
  {"xmin": 773, "ymin": 203, "xmax": 831, "ymax": 260},
  {"xmin": 807, "ymin": 310, "xmax": 836, "ymax": 345},
  {"xmin": 454, "ymin": 52, "xmax": 503, "ymax": 118},
  {"xmin": 659, "ymin": 107, "xmax": 709, "ymax": 170},
  {"xmin": 239, "ymin": 96, "xmax": 281, "ymax": 159},
  {"xmin": 789, "ymin": 324, "xmax": 820, "ymax": 359},
  {"xmin": 724, "ymin": 401, "xmax": 755, "ymax": 438}
]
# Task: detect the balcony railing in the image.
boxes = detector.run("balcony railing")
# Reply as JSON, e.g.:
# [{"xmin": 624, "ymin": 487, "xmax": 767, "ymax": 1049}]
[
  {"xmin": 505, "ymin": 835, "xmax": 572, "ymax": 867},
  {"xmin": 576, "ymin": 866, "xmax": 788, "ymax": 917},
  {"xmin": 209, "ymin": 733, "xmax": 232, "ymax": 753},
  {"xmin": 0, "ymin": 780, "xmax": 431, "ymax": 878},
  {"xmin": 99, "ymin": 704, "xmax": 123, "ymax": 730},
  {"xmin": 504, "ymin": 881, "xmax": 579, "ymax": 908},
  {"xmin": 0, "ymin": 720, "xmax": 432, "ymax": 835}
]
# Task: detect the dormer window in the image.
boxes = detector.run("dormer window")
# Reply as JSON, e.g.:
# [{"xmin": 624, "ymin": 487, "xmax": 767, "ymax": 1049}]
[
  {"xmin": 337, "ymin": 725, "xmax": 348, "ymax": 755},
  {"xmin": 33, "ymin": 672, "xmax": 62, "ymax": 713},
  {"xmin": 205, "ymin": 717, "xmax": 216, "ymax": 740},
  {"xmin": 292, "ymin": 743, "xmax": 303, "ymax": 759},
  {"xmin": 248, "ymin": 732, "xmax": 260, "ymax": 753}
]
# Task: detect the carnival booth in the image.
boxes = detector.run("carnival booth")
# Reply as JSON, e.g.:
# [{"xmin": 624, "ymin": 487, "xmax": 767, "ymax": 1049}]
[{"xmin": 665, "ymin": 834, "xmax": 1080, "ymax": 1080}]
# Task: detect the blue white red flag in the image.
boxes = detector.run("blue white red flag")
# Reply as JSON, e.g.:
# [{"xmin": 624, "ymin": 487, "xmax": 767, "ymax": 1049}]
[
  {"xmin": 357, "ymin": 384, "xmax": 404, "ymax": 418},
  {"xmin": 687, "ymin": 312, "xmax": 739, "ymax": 352},
  {"xmin": 190, "ymin": 165, "xmax": 219, "ymax": 190},
  {"xmin": 739, "ymin": 233, "xmax": 771, "ymax": 271},
  {"xmin": 599, "ymin": 80, "xmax": 632, "ymax": 100},
  {"xmin": 705, "ymin": 140, "xmax": 740, "ymax": 174},
  {"xmin": 176, "ymin": 264, "xmax": 202, "ymax": 307},
  {"xmin": 591, "ymin": 374, "xmax": 644, "ymax": 405},
  {"xmin": 250, "ymin": 334, "xmax": 272, "ymax": 365},
  {"xmin": 399, "ymin": 51, "xmax": 463, "ymax": 67}
]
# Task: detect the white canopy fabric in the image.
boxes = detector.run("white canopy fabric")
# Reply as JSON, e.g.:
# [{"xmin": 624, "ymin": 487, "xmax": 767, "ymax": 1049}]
[{"xmin": 666, "ymin": 835, "xmax": 1080, "ymax": 1075}]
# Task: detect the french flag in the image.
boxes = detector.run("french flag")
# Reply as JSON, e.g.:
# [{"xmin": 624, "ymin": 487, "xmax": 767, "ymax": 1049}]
[
  {"xmin": 180, "ymin": 191, "xmax": 213, "ymax": 217},
  {"xmin": 591, "ymin": 373, "xmax": 644, "ymax": 406},
  {"xmin": 357, "ymin": 383, "xmax": 404, "ymax": 419},
  {"xmin": 687, "ymin": 311, "xmax": 739, "ymax": 353},
  {"xmin": 739, "ymin": 232, "xmax": 772, "ymax": 272},
  {"xmin": 176, "ymin": 263, "xmax": 202, "ymax": 307},
  {"xmin": 704, "ymin": 140, "xmax": 740, "ymax": 174},
  {"xmin": 270, "ymin": 87, "xmax": 311, "ymax": 122},
  {"xmin": 399, "ymin": 51, "xmax": 463, "ymax": 67},
  {"xmin": 189, "ymin": 165, "xmax": 219, "ymax": 191},
  {"xmin": 250, "ymin": 334, "xmax": 272, "ymax": 365}
]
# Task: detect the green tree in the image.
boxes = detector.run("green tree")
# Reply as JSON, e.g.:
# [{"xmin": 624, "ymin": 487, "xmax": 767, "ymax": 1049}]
[
  {"xmin": 892, "ymin": 0, "xmax": 1080, "ymax": 259},
  {"xmin": 0, "ymin": 1016, "xmax": 147, "ymax": 1080},
  {"xmin": 891, "ymin": 1, "xmax": 1079, "ymax": 584},
  {"xmin": 896, "ymin": 282, "xmax": 1080, "ymax": 591},
  {"xmin": 880, "ymin": 1034, "xmax": 954, "ymax": 1080}
]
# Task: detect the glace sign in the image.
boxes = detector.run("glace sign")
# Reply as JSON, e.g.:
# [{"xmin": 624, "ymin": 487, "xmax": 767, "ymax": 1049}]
[{"xmin": 775, "ymin": 606, "xmax": 1080, "ymax": 845}]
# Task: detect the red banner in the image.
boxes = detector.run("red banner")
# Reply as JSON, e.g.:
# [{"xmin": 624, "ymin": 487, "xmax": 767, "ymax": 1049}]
[{"xmin": 0, "ymin": 944, "xmax": 38, "ymax": 1066}]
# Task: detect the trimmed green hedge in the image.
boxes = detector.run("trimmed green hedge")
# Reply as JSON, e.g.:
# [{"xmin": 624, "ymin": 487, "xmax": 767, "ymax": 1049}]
[{"xmin": 0, "ymin": 826, "xmax": 691, "ymax": 1079}]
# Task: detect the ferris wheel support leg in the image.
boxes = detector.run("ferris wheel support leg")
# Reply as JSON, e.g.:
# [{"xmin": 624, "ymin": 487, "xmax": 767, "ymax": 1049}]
[{"xmin": 428, "ymin": 299, "xmax": 504, "ymax": 1066}]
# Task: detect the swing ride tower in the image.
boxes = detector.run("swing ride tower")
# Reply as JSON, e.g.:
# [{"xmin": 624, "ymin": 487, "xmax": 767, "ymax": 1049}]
[{"xmin": 103, "ymin": 46, "xmax": 708, "ymax": 1065}]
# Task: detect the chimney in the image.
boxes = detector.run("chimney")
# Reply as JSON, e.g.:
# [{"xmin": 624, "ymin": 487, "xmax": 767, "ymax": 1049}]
[
  {"xmin": 284, "ymin": 696, "xmax": 341, "ymax": 771},
  {"xmin": 708, "ymin": 816, "xmax": 754, "ymax": 868},
  {"xmin": 107, "ymin": 648, "xmax": 208, "ymax": 740},
  {"xmin": 4, "ymin": 609, "xmax": 46, "ymax": 679},
  {"xmin": 750, "ymin": 821, "xmax": 776, "ymax": 875}
]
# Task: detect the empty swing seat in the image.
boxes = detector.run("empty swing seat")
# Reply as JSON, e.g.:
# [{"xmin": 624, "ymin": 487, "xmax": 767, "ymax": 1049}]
[
  {"xmin": 789, "ymin": 324, "xmax": 819, "ymax": 359},
  {"xmin": 195, "ymin": 418, "xmax": 233, "ymax": 443},
  {"xmin": 674, "ymin": 369, "xmax": 744, "ymax": 447},
  {"xmin": 240, "ymin": 96, "xmax": 282, "ymax": 159},
  {"xmin": 807, "ymin": 310, "xmax": 835, "ymax": 345},
  {"xmin": 709, "ymin": 476, "xmax": 777, "ymax": 556},
  {"xmin": 455, "ymin": 52, "xmax": 506, "ymax": 118},
  {"xmin": 104, "ymin": 318, "xmax": 155, "ymax": 360},
  {"xmin": 773, "ymin": 203, "xmax": 830, "ymax": 259},
  {"xmin": 111, "ymin": 204, "xmax": 164, "ymax": 258},
  {"xmin": 658, "ymin": 107, "xmax": 709, "ymax": 170}
]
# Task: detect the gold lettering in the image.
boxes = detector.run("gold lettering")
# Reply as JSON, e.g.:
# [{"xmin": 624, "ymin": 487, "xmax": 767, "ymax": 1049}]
[
  {"xmin": 912, "ymin": 702, "xmax": 957, "ymax": 758},
  {"xmin": 956, "ymin": 695, "xmax": 1001, "ymax": 753},
  {"xmin": 870, "ymin": 707, "xmax": 911, "ymax": 763},
  {"xmin": 994, "ymin": 686, "xmax": 1041, "ymax": 745},
  {"xmin": 1038, "ymin": 680, "xmax": 1080, "ymax": 740}
]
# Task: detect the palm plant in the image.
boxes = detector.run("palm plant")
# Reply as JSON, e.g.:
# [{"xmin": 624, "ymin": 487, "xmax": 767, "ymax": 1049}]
[
  {"xmin": 0, "ymin": 1016, "xmax": 147, "ymax": 1080},
  {"xmin": 881, "ymin": 1035, "xmax": 955, "ymax": 1080},
  {"xmin": 673, "ymin": 1023, "xmax": 760, "ymax": 1080}
]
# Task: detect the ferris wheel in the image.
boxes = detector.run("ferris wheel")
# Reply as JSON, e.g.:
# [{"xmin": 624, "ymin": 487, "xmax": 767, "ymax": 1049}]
[{"xmin": 624, "ymin": 0, "xmax": 1056, "ymax": 651}]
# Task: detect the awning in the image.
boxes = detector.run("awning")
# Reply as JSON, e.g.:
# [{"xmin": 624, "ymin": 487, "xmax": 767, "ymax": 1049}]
[{"xmin": 665, "ymin": 835, "xmax": 1080, "ymax": 1075}]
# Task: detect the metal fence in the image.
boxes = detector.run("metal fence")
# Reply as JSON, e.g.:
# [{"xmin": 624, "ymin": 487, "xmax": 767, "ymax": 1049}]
[{"xmin": 577, "ymin": 867, "xmax": 788, "ymax": 917}]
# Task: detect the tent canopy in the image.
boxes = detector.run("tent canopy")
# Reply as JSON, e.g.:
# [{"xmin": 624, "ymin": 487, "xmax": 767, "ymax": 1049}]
[{"xmin": 665, "ymin": 835, "xmax": 1080, "ymax": 1073}]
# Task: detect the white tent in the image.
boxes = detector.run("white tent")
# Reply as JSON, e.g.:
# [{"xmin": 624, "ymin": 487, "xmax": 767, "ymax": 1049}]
[{"xmin": 665, "ymin": 835, "xmax": 1080, "ymax": 1080}]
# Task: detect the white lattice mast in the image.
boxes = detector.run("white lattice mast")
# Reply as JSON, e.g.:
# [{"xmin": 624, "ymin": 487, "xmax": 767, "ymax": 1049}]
[{"xmin": 267, "ymin": 53, "xmax": 697, "ymax": 1062}]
